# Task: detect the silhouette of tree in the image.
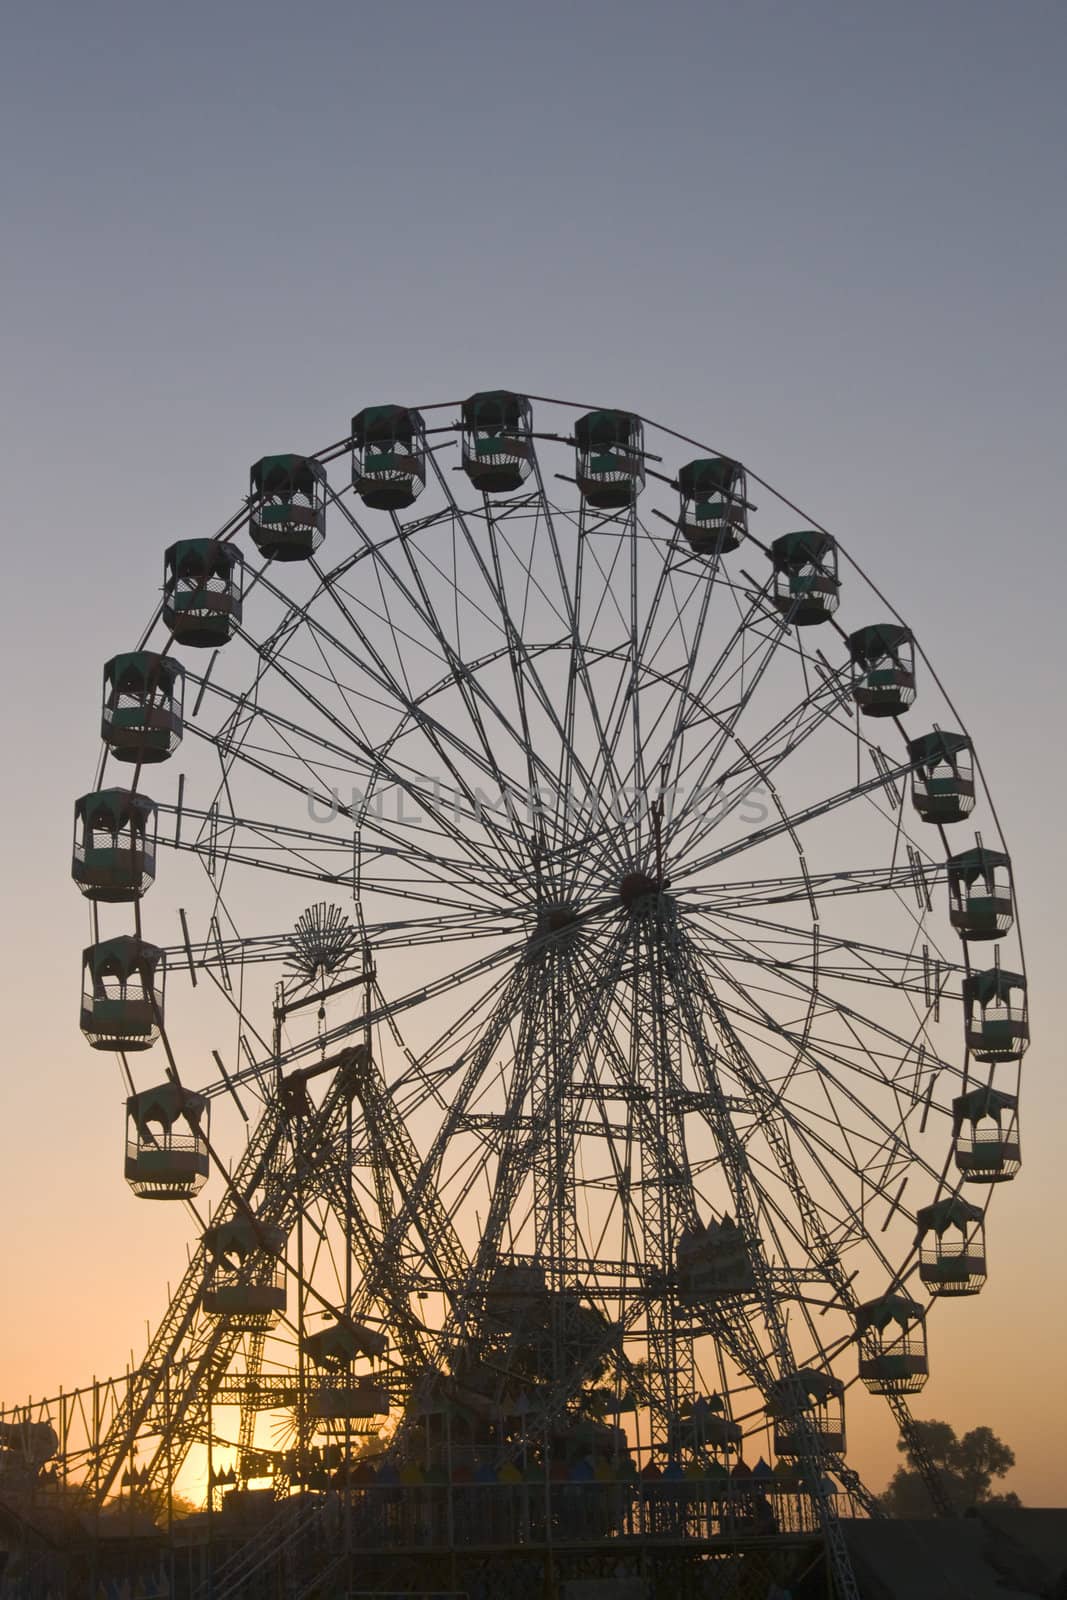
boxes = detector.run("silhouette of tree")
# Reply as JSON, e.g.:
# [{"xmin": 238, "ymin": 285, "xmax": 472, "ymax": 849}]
[
  {"xmin": 100, "ymin": 1486, "xmax": 200, "ymax": 1522},
  {"xmin": 880, "ymin": 1418, "xmax": 1020, "ymax": 1517}
]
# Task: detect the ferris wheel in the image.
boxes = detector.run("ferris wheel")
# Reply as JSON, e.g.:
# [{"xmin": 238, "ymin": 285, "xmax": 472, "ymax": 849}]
[{"xmin": 63, "ymin": 392, "xmax": 1026, "ymax": 1578}]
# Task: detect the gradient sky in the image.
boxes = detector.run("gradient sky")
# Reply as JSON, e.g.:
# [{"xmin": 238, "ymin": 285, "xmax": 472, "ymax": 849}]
[{"xmin": 1, "ymin": 0, "xmax": 1064, "ymax": 1507}]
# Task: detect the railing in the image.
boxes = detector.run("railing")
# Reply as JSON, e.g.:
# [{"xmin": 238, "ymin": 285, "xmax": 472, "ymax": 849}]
[
  {"xmin": 205, "ymin": 1264, "xmax": 287, "ymax": 1298},
  {"xmin": 126, "ymin": 1132, "xmax": 205, "ymax": 1158},
  {"xmin": 73, "ymin": 840, "xmax": 156, "ymax": 867},
  {"xmin": 958, "ymin": 888, "xmax": 1012, "ymax": 908},
  {"xmin": 865, "ymin": 1331, "xmax": 926, "ymax": 1358},
  {"xmin": 303, "ymin": 1475, "xmax": 834, "ymax": 1552},
  {"xmin": 82, "ymin": 988, "xmax": 162, "ymax": 1016},
  {"xmin": 956, "ymin": 1130, "xmax": 1020, "ymax": 1163},
  {"xmin": 919, "ymin": 1243, "xmax": 983, "ymax": 1266},
  {"xmin": 196, "ymin": 1492, "xmax": 319, "ymax": 1600}
]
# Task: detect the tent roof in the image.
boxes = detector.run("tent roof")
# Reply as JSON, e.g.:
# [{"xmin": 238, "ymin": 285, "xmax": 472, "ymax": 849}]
[
  {"xmin": 770, "ymin": 529, "xmax": 835, "ymax": 564},
  {"xmin": 351, "ymin": 404, "xmax": 424, "ymax": 445},
  {"xmin": 963, "ymin": 967, "xmax": 1025, "ymax": 1003},
  {"xmin": 574, "ymin": 408, "xmax": 640, "ymax": 449},
  {"xmin": 75, "ymin": 788, "xmax": 156, "ymax": 826},
  {"xmin": 916, "ymin": 1196, "xmax": 984, "ymax": 1237},
  {"xmin": 848, "ymin": 622, "xmax": 913, "ymax": 660},
  {"xmin": 677, "ymin": 456, "xmax": 742, "ymax": 496},
  {"xmin": 952, "ymin": 1085, "xmax": 1018, "ymax": 1126},
  {"xmin": 907, "ymin": 730, "xmax": 970, "ymax": 764},
  {"xmin": 250, "ymin": 453, "xmax": 326, "ymax": 495},
  {"xmin": 83, "ymin": 936, "xmax": 162, "ymax": 979},
  {"xmin": 165, "ymin": 538, "xmax": 242, "ymax": 575},
  {"xmin": 461, "ymin": 389, "xmax": 530, "ymax": 430},
  {"xmin": 856, "ymin": 1293, "xmax": 924, "ymax": 1332},
  {"xmin": 104, "ymin": 651, "xmax": 184, "ymax": 690}
]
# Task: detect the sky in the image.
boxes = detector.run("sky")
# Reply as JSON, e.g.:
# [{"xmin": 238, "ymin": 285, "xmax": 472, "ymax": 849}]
[{"xmin": 0, "ymin": 0, "xmax": 1064, "ymax": 1508}]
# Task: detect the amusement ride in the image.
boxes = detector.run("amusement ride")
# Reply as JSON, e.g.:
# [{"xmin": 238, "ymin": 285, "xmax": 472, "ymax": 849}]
[{"xmin": 0, "ymin": 392, "xmax": 1027, "ymax": 1599}]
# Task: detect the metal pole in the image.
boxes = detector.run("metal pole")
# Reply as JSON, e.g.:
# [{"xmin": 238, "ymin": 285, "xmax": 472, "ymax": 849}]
[
  {"xmin": 165, "ymin": 1359, "xmax": 174, "ymax": 1596},
  {"xmin": 206, "ymin": 1386, "xmax": 214, "ymax": 1600},
  {"xmin": 297, "ymin": 1105, "xmax": 306, "ymax": 1498}
]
